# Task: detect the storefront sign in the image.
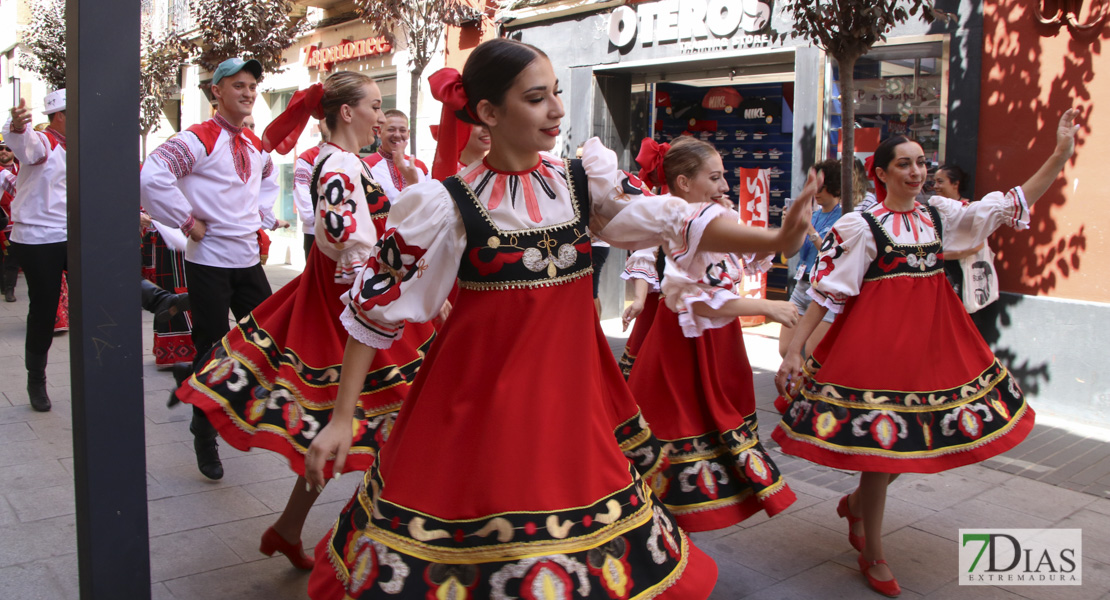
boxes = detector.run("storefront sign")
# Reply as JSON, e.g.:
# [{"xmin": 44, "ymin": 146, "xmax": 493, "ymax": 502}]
[
  {"xmin": 303, "ymin": 37, "xmax": 392, "ymax": 71},
  {"xmin": 737, "ymin": 166, "xmax": 770, "ymax": 324},
  {"xmin": 609, "ymin": 0, "xmax": 774, "ymax": 53}
]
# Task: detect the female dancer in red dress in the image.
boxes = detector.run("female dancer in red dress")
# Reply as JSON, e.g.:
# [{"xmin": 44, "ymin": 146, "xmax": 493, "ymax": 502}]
[
  {"xmin": 618, "ymin": 247, "xmax": 661, "ymax": 378},
  {"xmin": 774, "ymin": 110, "xmax": 1079, "ymax": 596},
  {"xmin": 303, "ymin": 39, "xmax": 814, "ymax": 599},
  {"xmin": 174, "ymin": 71, "xmax": 437, "ymax": 569},
  {"xmin": 626, "ymin": 136, "xmax": 805, "ymax": 531}
]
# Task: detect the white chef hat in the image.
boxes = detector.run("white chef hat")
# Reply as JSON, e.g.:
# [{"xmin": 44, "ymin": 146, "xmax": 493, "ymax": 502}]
[{"xmin": 43, "ymin": 89, "xmax": 66, "ymax": 115}]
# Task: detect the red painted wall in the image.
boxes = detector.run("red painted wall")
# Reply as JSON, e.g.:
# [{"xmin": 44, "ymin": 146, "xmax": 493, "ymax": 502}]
[{"xmin": 977, "ymin": 1, "xmax": 1108, "ymax": 302}]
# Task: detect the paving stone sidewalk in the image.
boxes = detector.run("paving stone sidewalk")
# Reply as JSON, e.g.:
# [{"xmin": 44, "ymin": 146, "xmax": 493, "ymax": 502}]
[{"xmin": 0, "ymin": 265, "xmax": 1107, "ymax": 599}]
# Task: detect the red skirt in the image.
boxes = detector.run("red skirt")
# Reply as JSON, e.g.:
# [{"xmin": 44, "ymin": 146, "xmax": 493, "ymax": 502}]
[
  {"xmin": 773, "ymin": 273, "xmax": 1034, "ymax": 473},
  {"xmin": 178, "ymin": 248, "xmax": 436, "ymax": 477},
  {"xmin": 309, "ymin": 277, "xmax": 716, "ymax": 600},
  {"xmin": 618, "ymin": 292, "xmax": 660, "ymax": 379},
  {"xmin": 53, "ymin": 272, "xmax": 68, "ymax": 333},
  {"xmin": 629, "ymin": 305, "xmax": 795, "ymax": 532}
]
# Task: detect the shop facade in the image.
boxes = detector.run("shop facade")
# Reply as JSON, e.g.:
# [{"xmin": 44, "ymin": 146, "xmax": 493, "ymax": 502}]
[{"xmin": 504, "ymin": 0, "xmax": 983, "ymax": 318}]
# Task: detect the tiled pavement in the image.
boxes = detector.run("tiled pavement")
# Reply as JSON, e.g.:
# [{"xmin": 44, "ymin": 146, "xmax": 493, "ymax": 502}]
[{"xmin": 0, "ymin": 264, "xmax": 1108, "ymax": 599}]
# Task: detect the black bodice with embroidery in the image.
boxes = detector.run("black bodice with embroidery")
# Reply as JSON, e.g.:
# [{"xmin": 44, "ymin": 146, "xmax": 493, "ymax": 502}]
[
  {"xmin": 861, "ymin": 205, "xmax": 945, "ymax": 282},
  {"xmin": 442, "ymin": 159, "xmax": 594, "ymax": 291}
]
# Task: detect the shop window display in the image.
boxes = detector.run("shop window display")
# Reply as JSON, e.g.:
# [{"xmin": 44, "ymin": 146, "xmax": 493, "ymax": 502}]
[{"xmin": 823, "ymin": 41, "xmax": 947, "ymax": 166}]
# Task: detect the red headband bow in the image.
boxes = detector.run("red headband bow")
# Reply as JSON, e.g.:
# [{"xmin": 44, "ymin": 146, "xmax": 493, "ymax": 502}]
[
  {"xmin": 635, "ymin": 137, "xmax": 670, "ymax": 194},
  {"xmin": 864, "ymin": 154, "xmax": 887, "ymax": 204},
  {"xmin": 429, "ymin": 68, "xmax": 474, "ymax": 181},
  {"xmin": 262, "ymin": 83, "xmax": 324, "ymax": 155}
]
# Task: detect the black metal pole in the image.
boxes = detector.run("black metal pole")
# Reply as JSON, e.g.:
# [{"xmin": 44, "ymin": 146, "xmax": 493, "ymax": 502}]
[{"xmin": 67, "ymin": 1, "xmax": 150, "ymax": 598}]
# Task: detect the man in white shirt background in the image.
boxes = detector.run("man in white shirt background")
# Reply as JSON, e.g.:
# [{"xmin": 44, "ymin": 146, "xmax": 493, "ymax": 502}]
[
  {"xmin": 362, "ymin": 109, "xmax": 428, "ymax": 199},
  {"xmin": 141, "ymin": 58, "xmax": 281, "ymax": 480},
  {"xmin": 3, "ymin": 90, "xmax": 68, "ymax": 412},
  {"xmin": 293, "ymin": 121, "xmax": 327, "ymax": 260}
]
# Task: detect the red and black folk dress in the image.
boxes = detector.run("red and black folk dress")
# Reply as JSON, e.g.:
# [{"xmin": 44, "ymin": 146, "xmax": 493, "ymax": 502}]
[
  {"xmin": 618, "ymin": 247, "xmax": 662, "ymax": 379},
  {"xmin": 142, "ymin": 218, "xmax": 196, "ymax": 365},
  {"xmin": 627, "ymin": 231, "xmax": 795, "ymax": 532},
  {"xmin": 308, "ymin": 139, "xmax": 724, "ymax": 600},
  {"xmin": 176, "ymin": 144, "xmax": 436, "ymax": 476},
  {"xmin": 773, "ymin": 191, "xmax": 1035, "ymax": 473}
]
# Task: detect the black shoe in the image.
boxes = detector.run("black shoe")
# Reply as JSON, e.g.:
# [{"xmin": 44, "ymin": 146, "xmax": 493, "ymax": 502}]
[
  {"xmin": 167, "ymin": 362, "xmax": 193, "ymax": 408},
  {"xmin": 154, "ymin": 292, "xmax": 190, "ymax": 329},
  {"xmin": 3, "ymin": 289, "xmax": 14, "ymax": 302},
  {"xmin": 28, "ymin": 380, "xmax": 51, "ymax": 412},
  {"xmin": 193, "ymin": 437, "xmax": 224, "ymax": 480},
  {"xmin": 190, "ymin": 410, "xmax": 222, "ymax": 479},
  {"xmin": 26, "ymin": 353, "xmax": 51, "ymax": 412}
]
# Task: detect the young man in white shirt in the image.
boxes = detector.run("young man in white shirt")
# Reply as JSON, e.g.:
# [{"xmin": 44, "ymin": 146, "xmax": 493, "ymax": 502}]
[
  {"xmin": 141, "ymin": 58, "xmax": 280, "ymax": 480},
  {"xmin": 362, "ymin": 109, "xmax": 428, "ymax": 198},
  {"xmin": 3, "ymin": 90, "xmax": 67, "ymax": 412}
]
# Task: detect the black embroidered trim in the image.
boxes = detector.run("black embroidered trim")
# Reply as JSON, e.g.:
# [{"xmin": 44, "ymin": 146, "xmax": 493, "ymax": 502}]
[{"xmin": 444, "ymin": 159, "xmax": 594, "ymax": 288}]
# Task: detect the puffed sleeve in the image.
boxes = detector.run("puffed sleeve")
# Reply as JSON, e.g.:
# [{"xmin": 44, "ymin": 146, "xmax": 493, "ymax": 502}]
[
  {"xmin": 580, "ymin": 137, "xmax": 730, "ymax": 276},
  {"xmin": 621, "ymin": 247, "xmax": 660, "ymax": 291},
  {"xmin": 928, "ymin": 188, "xmax": 1030, "ymax": 254},
  {"xmin": 313, "ymin": 152, "xmax": 381, "ymax": 283},
  {"xmin": 660, "ymin": 252, "xmax": 744, "ymax": 337},
  {"xmin": 807, "ymin": 213, "xmax": 876, "ymax": 314},
  {"xmin": 339, "ymin": 180, "xmax": 465, "ymax": 349}
]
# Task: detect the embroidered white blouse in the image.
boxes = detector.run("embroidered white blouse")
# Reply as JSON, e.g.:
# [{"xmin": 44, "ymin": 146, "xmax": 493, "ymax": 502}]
[
  {"xmin": 311, "ymin": 144, "xmax": 379, "ymax": 283},
  {"xmin": 339, "ymin": 137, "xmax": 730, "ymax": 349},
  {"xmin": 0, "ymin": 122, "xmax": 67, "ymax": 244},
  {"xmin": 140, "ymin": 114, "xmax": 279, "ymax": 269},
  {"xmin": 809, "ymin": 189, "xmax": 1030, "ymax": 313}
]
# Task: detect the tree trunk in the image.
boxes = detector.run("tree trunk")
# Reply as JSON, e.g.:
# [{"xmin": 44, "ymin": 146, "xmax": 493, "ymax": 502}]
[
  {"xmin": 837, "ymin": 53, "xmax": 858, "ymax": 212},
  {"xmin": 410, "ymin": 64, "xmax": 422, "ymax": 157}
]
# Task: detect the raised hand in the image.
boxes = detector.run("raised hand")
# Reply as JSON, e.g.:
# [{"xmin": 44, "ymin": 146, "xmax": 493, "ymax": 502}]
[
  {"xmin": 9, "ymin": 98, "xmax": 31, "ymax": 133},
  {"xmin": 1056, "ymin": 108, "xmax": 1080, "ymax": 159},
  {"xmin": 393, "ymin": 148, "xmax": 422, "ymax": 186},
  {"xmin": 779, "ymin": 169, "xmax": 820, "ymax": 251}
]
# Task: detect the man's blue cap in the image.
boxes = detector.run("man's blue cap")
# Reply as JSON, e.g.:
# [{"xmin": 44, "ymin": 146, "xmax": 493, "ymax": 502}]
[{"xmin": 212, "ymin": 58, "xmax": 263, "ymax": 85}]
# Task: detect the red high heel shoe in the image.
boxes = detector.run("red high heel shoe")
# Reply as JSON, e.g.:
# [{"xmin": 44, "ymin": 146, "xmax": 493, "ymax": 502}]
[
  {"xmin": 260, "ymin": 526, "xmax": 314, "ymax": 570},
  {"xmin": 857, "ymin": 555, "xmax": 901, "ymax": 597},
  {"xmin": 837, "ymin": 494, "xmax": 866, "ymax": 552}
]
